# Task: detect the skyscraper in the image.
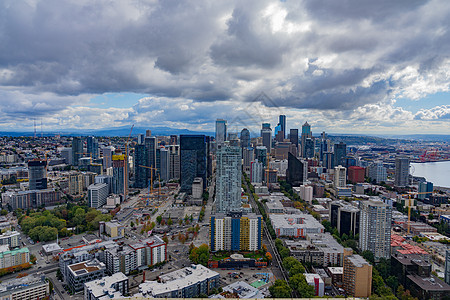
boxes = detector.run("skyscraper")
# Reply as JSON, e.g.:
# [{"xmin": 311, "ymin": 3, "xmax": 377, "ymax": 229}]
[
  {"xmin": 301, "ymin": 122, "xmax": 312, "ymax": 158},
  {"xmin": 286, "ymin": 152, "xmax": 307, "ymax": 186},
  {"xmin": 144, "ymin": 136, "xmax": 157, "ymax": 179},
  {"xmin": 87, "ymin": 136, "xmax": 99, "ymax": 159},
  {"xmin": 304, "ymin": 138, "xmax": 315, "ymax": 158},
  {"xmin": 242, "ymin": 147, "xmax": 254, "ymax": 173},
  {"xmin": 418, "ymin": 181, "xmax": 433, "ymax": 200},
  {"xmin": 216, "ymin": 143, "xmax": 242, "ymax": 214},
  {"xmin": 261, "ymin": 124, "xmax": 272, "ymax": 153},
  {"xmin": 279, "ymin": 115, "xmax": 286, "ymax": 139},
  {"xmin": 168, "ymin": 144, "xmax": 180, "ymax": 180},
  {"xmin": 134, "ymin": 144, "xmax": 148, "ymax": 188},
  {"xmin": 112, "ymin": 154, "xmax": 125, "ymax": 195},
  {"xmin": 240, "ymin": 128, "xmax": 250, "ymax": 149},
  {"xmin": 180, "ymin": 135, "xmax": 207, "ymax": 193},
  {"xmin": 72, "ymin": 137, "xmax": 83, "ymax": 166},
  {"xmin": 359, "ymin": 200, "xmax": 392, "ymax": 261},
  {"xmin": 334, "ymin": 142, "xmax": 347, "ymax": 167},
  {"xmin": 334, "ymin": 165, "xmax": 347, "ymax": 188},
  {"xmin": 289, "ymin": 129, "xmax": 299, "ymax": 149},
  {"xmin": 28, "ymin": 160, "xmax": 47, "ymax": 190},
  {"xmin": 394, "ymin": 156, "xmax": 410, "ymax": 187},
  {"xmin": 215, "ymin": 119, "xmax": 227, "ymax": 145},
  {"xmin": 159, "ymin": 148, "xmax": 170, "ymax": 182}
]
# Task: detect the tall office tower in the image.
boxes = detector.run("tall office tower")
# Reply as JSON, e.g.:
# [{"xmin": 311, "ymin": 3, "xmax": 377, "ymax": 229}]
[
  {"xmin": 418, "ymin": 181, "xmax": 433, "ymax": 200},
  {"xmin": 215, "ymin": 119, "xmax": 227, "ymax": 145},
  {"xmin": 137, "ymin": 134, "xmax": 145, "ymax": 145},
  {"xmin": 144, "ymin": 136, "xmax": 157, "ymax": 179},
  {"xmin": 279, "ymin": 115, "xmax": 286, "ymax": 139},
  {"xmin": 445, "ymin": 250, "xmax": 450, "ymax": 285},
  {"xmin": 394, "ymin": 156, "xmax": 410, "ymax": 187},
  {"xmin": 242, "ymin": 147, "xmax": 254, "ymax": 173},
  {"xmin": 216, "ymin": 144, "xmax": 242, "ymax": 214},
  {"xmin": 72, "ymin": 137, "xmax": 83, "ymax": 166},
  {"xmin": 255, "ymin": 146, "xmax": 267, "ymax": 181},
  {"xmin": 210, "ymin": 213, "xmax": 262, "ymax": 252},
  {"xmin": 145, "ymin": 130, "xmax": 151, "ymax": 137},
  {"xmin": 304, "ymin": 138, "xmax": 315, "ymax": 158},
  {"xmin": 112, "ymin": 154, "xmax": 125, "ymax": 195},
  {"xmin": 170, "ymin": 135, "xmax": 178, "ymax": 145},
  {"xmin": 180, "ymin": 135, "xmax": 207, "ymax": 194},
  {"xmin": 88, "ymin": 183, "xmax": 108, "ymax": 208},
  {"xmin": 319, "ymin": 132, "xmax": 328, "ymax": 162},
  {"xmin": 324, "ymin": 152, "xmax": 334, "ymax": 169},
  {"xmin": 289, "ymin": 129, "xmax": 299, "ymax": 149},
  {"xmin": 61, "ymin": 147, "xmax": 73, "ymax": 165},
  {"xmin": 367, "ymin": 162, "xmax": 387, "ymax": 183},
  {"xmin": 159, "ymin": 148, "xmax": 170, "ymax": 182},
  {"xmin": 102, "ymin": 146, "xmax": 114, "ymax": 169},
  {"xmin": 334, "ymin": 165, "xmax": 347, "ymax": 188},
  {"xmin": 205, "ymin": 136, "xmax": 213, "ymax": 179},
  {"xmin": 168, "ymin": 145, "xmax": 180, "ymax": 180},
  {"xmin": 333, "ymin": 142, "xmax": 347, "ymax": 167},
  {"xmin": 28, "ymin": 160, "xmax": 47, "ymax": 190},
  {"xmin": 286, "ymin": 152, "xmax": 307, "ymax": 186},
  {"xmin": 240, "ymin": 128, "xmax": 250, "ymax": 149},
  {"xmin": 87, "ymin": 136, "xmax": 99, "ymax": 159},
  {"xmin": 261, "ymin": 124, "xmax": 272, "ymax": 153},
  {"xmin": 133, "ymin": 144, "xmax": 148, "ymax": 188},
  {"xmin": 359, "ymin": 200, "xmax": 392, "ymax": 261},
  {"xmin": 301, "ymin": 121, "xmax": 312, "ymax": 157}
]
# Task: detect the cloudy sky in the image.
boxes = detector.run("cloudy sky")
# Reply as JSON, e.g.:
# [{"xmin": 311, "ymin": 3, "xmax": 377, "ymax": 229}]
[{"xmin": 0, "ymin": 0, "xmax": 449, "ymax": 135}]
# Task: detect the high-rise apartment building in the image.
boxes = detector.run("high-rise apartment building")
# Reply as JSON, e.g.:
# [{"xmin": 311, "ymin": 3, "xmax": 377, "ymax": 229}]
[
  {"xmin": 367, "ymin": 162, "xmax": 387, "ymax": 183},
  {"xmin": 28, "ymin": 160, "xmax": 47, "ymax": 190},
  {"xmin": 159, "ymin": 148, "xmax": 170, "ymax": 182},
  {"xmin": 134, "ymin": 144, "xmax": 148, "ymax": 188},
  {"xmin": 112, "ymin": 154, "xmax": 125, "ymax": 195},
  {"xmin": 168, "ymin": 145, "xmax": 180, "ymax": 180},
  {"xmin": 88, "ymin": 183, "xmax": 108, "ymax": 208},
  {"xmin": 301, "ymin": 122, "xmax": 312, "ymax": 158},
  {"xmin": 180, "ymin": 135, "xmax": 207, "ymax": 194},
  {"xmin": 87, "ymin": 136, "xmax": 99, "ymax": 159},
  {"xmin": 359, "ymin": 200, "xmax": 392, "ymax": 261},
  {"xmin": 334, "ymin": 165, "xmax": 347, "ymax": 188},
  {"xmin": 72, "ymin": 137, "xmax": 83, "ymax": 166},
  {"xmin": 348, "ymin": 166, "xmax": 365, "ymax": 184},
  {"xmin": 395, "ymin": 156, "xmax": 410, "ymax": 187},
  {"xmin": 215, "ymin": 119, "xmax": 227, "ymax": 145},
  {"xmin": 242, "ymin": 147, "xmax": 254, "ymax": 173},
  {"xmin": 343, "ymin": 254, "xmax": 372, "ymax": 298},
  {"xmin": 418, "ymin": 181, "xmax": 433, "ymax": 200},
  {"xmin": 210, "ymin": 213, "xmax": 262, "ymax": 252},
  {"xmin": 216, "ymin": 144, "xmax": 241, "ymax": 214}
]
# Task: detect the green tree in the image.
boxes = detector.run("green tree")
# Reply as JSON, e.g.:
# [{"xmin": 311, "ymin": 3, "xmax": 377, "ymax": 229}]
[
  {"xmin": 362, "ymin": 250, "xmax": 375, "ymax": 264},
  {"xmin": 289, "ymin": 273, "xmax": 315, "ymax": 297},
  {"xmin": 0, "ymin": 209, "xmax": 7, "ymax": 216},
  {"xmin": 269, "ymin": 280, "xmax": 292, "ymax": 298},
  {"xmin": 156, "ymin": 215, "xmax": 162, "ymax": 225},
  {"xmin": 189, "ymin": 244, "xmax": 209, "ymax": 266},
  {"xmin": 168, "ymin": 218, "xmax": 173, "ymax": 226}
]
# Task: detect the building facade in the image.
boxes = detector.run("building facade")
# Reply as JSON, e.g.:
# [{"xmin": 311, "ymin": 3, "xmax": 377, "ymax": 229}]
[{"xmin": 215, "ymin": 144, "xmax": 241, "ymax": 214}]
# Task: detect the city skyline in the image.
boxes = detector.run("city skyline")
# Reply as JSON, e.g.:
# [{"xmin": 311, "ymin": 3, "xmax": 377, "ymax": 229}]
[{"xmin": 0, "ymin": 1, "xmax": 449, "ymax": 134}]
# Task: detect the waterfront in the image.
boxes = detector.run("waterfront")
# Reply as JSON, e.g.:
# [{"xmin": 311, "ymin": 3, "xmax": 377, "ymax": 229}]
[{"xmin": 411, "ymin": 161, "xmax": 450, "ymax": 188}]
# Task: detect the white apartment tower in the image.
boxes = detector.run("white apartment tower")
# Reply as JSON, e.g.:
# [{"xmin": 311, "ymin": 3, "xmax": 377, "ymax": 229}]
[
  {"xmin": 215, "ymin": 143, "xmax": 241, "ymax": 214},
  {"xmin": 334, "ymin": 165, "xmax": 347, "ymax": 188}
]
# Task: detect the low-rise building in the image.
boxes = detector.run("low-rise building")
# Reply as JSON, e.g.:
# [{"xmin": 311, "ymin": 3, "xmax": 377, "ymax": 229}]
[
  {"xmin": 0, "ymin": 274, "xmax": 49, "ymax": 300},
  {"xmin": 99, "ymin": 220, "xmax": 125, "ymax": 239},
  {"xmin": 137, "ymin": 264, "xmax": 220, "ymax": 298},
  {"xmin": 327, "ymin": 267, "xmax": 344, "ymax": 286},
  {"xmin": 84, "ymin": 272, "xmax": 129, "ymax": 300},
  {"xmin": 42, "ymin": 243, "xmax": 63, "ymax": 256},
  {"xmin": 67, "ymin": 259, "xmax": 106, "ymax": 292},
  {"xmin": 304, "ymin": 273, "xmax": 325, "ymax": 297},
  {"xmin": 269, "ymin": 213, "xmax": 324, "ymax": 238},
  {"xmin": 215, "ymin": 281, "xmax": 264, "ymax": 298}
]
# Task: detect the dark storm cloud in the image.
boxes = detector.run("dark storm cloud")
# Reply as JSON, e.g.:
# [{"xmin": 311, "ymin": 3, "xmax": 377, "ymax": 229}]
[{"xmin": 0, "ymin": 0, "xmax": 449, "ymax": 119}]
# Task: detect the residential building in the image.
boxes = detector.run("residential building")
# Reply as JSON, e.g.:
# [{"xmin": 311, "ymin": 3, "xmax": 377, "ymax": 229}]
[
  {"xmin": 0, "ymin": 231, "xmax": 20, "ymax": 248},
  {"xmin": 168, "ymin": 144, "xmax": 180, "ymax": 180},
  {"xmin": 67, "ymin": 259, "xmax": 106, "ymax": 292},
  {"xmin": 210, "ymin": 213, "xmax": 263, "ymax": 252},
  {"xmin": 69, "ymin": 172, "xmax": 84, "ymax": 195},
  {"xmin": 192, "ymin": 177, "xmax": 203, "ymax": 200},
  {"xmin": 84, "ymin": 272, "xmax": 129, "ymax": 300},
  {"xmin": 395, "ymin": 156, "xmax": 410, "ymax": 187},
  {"xmin": 95, "ymin": 175, "xmax": 113, "ymax": 194},
  {"xmin": 87, "ymin": 136, "xmax": 99, "ymax": 159},
  {"xmin": 112, "ymin": 154, "xmax": 125, "ymax": 195},
  {"xmin": 104, "ymin": 245, "xmax": 136, "ymax": 275},
  {"xmin": 0, "ymin": 245, "xmax": 30, "ymax": 269},
  {"xmin": 334, "ymin": 165, "xmax": 346, "ymax": 188},
  {"xmin": 4, "ymin": 189, "xmax": 61, "ymax": 210},
  {"xmin": 134, "ymin": 144, "xmax": 148, "ymax": 188},
  {"xmin": 333, "ymin": 142, "xmax": 347, "ymax": 167},
  {"xmin": 250, "ymin": 160, "xmax": 264, "ymax": 184},
  {"xmin": 343, "ymin": 254, "xmax": 372, "ymax": 298},
  {"xmin": 445, "ymin": 250, "xmax": 450, "ymax": 285},
  {"xmin": 305, "ymin": 273, "xmax": 325, "ymax": 297},
  {"xmin": 216, "ymin": 143, "xmax": 241, "ymax": 213},
  {"xmin": 269, "ymin": 213, "xmax": 324, "ymax": 238},
  {"xmin": 72, "ymin": 137, "xmax": 83, "ymax": 166},
  {"xmin": 128, "ymin": 236, "xmax": 167, "ymax": 268},
  {"xmin": 0, "ymin": 274, "xmax": 49, "ymax": 300},
  {"xmin": 137, "ymin": 264, "xmax": 220, "ymax": 298},
  {"xmin": 419, "ymin": 181, "xmax": 433, "ymax": 200},
  {"xmin": 242, "ymin": 147, "xmax": 254, "ymax": 173},
  {"xmin": 99, "ymin": 221, "xmax": 125, "ymax": 239},
  {"xmin": 367, "ymin": 162, "xmax": 387, "ymax": 183},
  {"xmin": 28, "ymin": 160, "xmax": 47, "ymax": 190},
  {"xmin": 88, "ymin": 183, "xmax": 108, "ymax": 208},
  {"xmin": 159, "ymin": 147, "xmax": 170, "ymax": 182},
  {"xmin": 329, "ymin": 200, "xmax": 360, "ymax": 236},
  {"xmin": 359, "ymin": 200, "xmax": 392, "ymax": 261}
]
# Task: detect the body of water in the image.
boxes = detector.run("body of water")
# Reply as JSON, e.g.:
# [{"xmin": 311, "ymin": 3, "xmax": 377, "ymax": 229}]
[{"xmin": 411, "ymin": 161, "xmax": 450, "ymax": 188}]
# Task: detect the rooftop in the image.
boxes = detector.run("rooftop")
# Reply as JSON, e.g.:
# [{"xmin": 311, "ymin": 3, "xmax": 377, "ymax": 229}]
[
  {"xmin": 407, "ymin": 274, "xmax": 450, "ymax": 292},
  {"xmin": 68, "ymin": 259, "xmax": 105, "ymax": 276},
  {"xmin": 346, "ymin": 254, "xmax": 371, "ymax": 268},
  {"xmin": 84, "ymin": 272, "xmax": 128, "ymax": 298}
]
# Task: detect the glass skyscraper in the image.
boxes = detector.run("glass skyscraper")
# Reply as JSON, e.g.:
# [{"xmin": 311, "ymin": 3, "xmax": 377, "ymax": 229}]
[
  {"xmin": 215, "ymin": 119, "xmax": 227, "ymax": 145},
  {"xmin": 180, "ymin": 135, "xmax": 207, "ymax": 193}
]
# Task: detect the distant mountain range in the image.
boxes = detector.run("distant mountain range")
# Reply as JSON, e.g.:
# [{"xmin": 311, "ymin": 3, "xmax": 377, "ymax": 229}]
[{"xmin": 0, "ymin": 126, "xmax": 448, "ymax": 142}]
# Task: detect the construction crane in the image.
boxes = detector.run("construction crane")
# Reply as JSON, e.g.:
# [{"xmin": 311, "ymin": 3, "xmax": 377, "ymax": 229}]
[
  {"xmin": 401, "ymin": 191, "xmax": 436, "ymax": 234},
  {"xmin": 139, "ymin": 165, "xmax": 161, "ymax": 205},
  {"xmin": 124, "ymin": 125, "xmax": 134, "ymax": 200}
]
